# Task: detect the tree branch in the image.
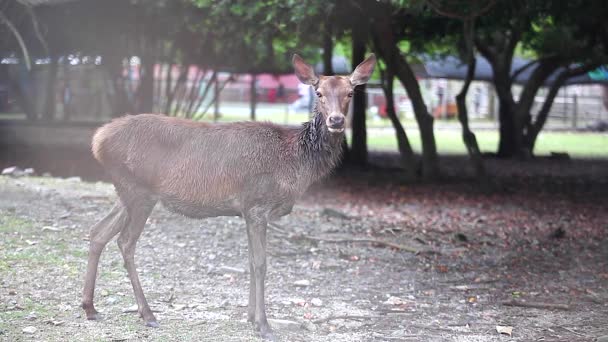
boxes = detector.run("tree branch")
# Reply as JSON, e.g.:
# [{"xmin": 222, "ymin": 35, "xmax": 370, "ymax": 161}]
[
  {"xmin": 526, "ymin": 61, "xmax": 602, "ymax": 145},
  {"xmin": 0, "ymin": 9, "xmax": 31, "ymax": 70},
  {"xmin": 426, "ymin": 0, "xmax": 496, "ymax": 20},
  {"xmin": 18, "ymin": 1, "xmax": 49, "ymax": 57},
  {"xmin": 502, "ymin": 300, "xmax": 570, "ymax": 311}
]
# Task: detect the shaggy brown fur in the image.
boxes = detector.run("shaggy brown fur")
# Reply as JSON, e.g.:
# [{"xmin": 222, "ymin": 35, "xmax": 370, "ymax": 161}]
[{"xmin": 81, "ymin": 54, "xmax": 376, "ymax": 340}]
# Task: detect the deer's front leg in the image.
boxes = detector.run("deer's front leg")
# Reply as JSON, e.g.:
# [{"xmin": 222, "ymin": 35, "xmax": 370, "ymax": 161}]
[
  {"xmin": 244, "ymin": 209, "xmax": 274, "ymax": 341},
  {"xmin": 246, "ymin": 229, "xmax": 256, "ymax": 324}
]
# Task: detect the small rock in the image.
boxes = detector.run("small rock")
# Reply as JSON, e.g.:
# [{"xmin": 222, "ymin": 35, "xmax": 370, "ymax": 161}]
[
  {"xmin": 321, "ymin": 208, "xmax": 350, "ymax": 220},
  {"xmin": 549, "ymin": 227, "xmax": 566, "ymax": 239},
  {"xmin": 496, "ymin": 325, "xmax": 513, "ymax": 336},
  {"xmin": 23, "ymin": 168, "xmax": 35, "ymax": 176},
  {"xmin": 22, "ymin": 326, "xmax": 37, "ymax": 334},
  {"xmin": 268, "ymin": 319, "xmax": 301, "ymax": 331},
  {"xmin": 106, "ymin": 297, "xmax": 118, "ymax": 304},
  {"xmin": 122, "ymin": 305, "xmax": 138, "ymax": 313},
  {"xmin": 42, "ymin": 226, "xmax": 61, "ymax": 232},
  {"xmin": 310, "ymin": 298, "xmax": 323, "ymax": 307},
  {"xmin": 2, "ymin": 166, "xmax": 20, "ymax": 177},
  {"xmin": 100, "ymin": 289, "xmax": 110, "ymax": 297},
  {"xmin": 302, "ymin": 320, "xmax": 317, "ymax": 332},
  {"xmin": 293, "ymin": 280, "xmax": 311, "ymax": 287},
  {"xmin": 453, "ymin": 232, "xmax": 468, "ymax": 242},
  {"xmin": 25, "ymin": 312, "xmax": 37, "ymax": 321},
  {"xmin": 44, "ymin": 320, "xmax": 64, "ymax": 326},
  {"xmin": 217, "ymin": 266, "xmax": 246, "ymax": 274},
  {"xmin": 8, "ymin": 290, "xmax": 16, "ymax": 295},
  {"xmin": 218, "ymin": 299, "xmax": 230, "ymax": 308},
  {"xmin": 383, "ymin": 296, "xmax": 405, "ymax": 305}
]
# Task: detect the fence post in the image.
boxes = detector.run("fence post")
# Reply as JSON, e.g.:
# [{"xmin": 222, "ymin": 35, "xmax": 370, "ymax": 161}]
[{"xmin": 572, "ymin": 94, "xmax": 578, "ymax": 129}]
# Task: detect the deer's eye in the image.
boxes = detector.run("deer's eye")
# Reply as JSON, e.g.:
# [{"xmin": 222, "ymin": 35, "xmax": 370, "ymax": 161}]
[
  {"xmin": 347, "ymin": 91, "xmax": 354, "ymax": 98},
  {"xmin": 316, "ymin": 91, "xmax": 323, "ymax": 98}
]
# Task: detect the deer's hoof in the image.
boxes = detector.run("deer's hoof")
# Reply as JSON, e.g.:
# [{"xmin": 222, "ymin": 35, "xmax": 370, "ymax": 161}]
[
  {"xmin": 85, "ymin": 311, "xmax": 102, "ymax": 321},
  {"xmin": 258, "ymin": 325, "xmax": 276, "ymax": 341},
  {"xmin": 259, "ymin": 330, "xmax": 276, "ymax": 341},
  {"xmin": 145, "ymin": 320, "xmax": 160, "ymax": 328}
]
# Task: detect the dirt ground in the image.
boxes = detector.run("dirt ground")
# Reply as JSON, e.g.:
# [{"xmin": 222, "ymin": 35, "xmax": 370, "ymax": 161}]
[{"xmin": 0, "ymin": 156, "xmax": 607, "ymax": 342}]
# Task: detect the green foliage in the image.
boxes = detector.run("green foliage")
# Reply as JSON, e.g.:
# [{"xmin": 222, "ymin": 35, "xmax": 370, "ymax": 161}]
[{"xmin": 192, "ymin": 0, "xmax": 329, "ymax": 72}]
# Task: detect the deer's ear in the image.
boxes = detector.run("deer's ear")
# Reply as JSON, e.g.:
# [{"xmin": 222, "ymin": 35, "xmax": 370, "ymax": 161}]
[
  {"xmin": 292, "ymin": 54, "xmax": 318, "ymax": 86},
  {"xmin": 350, "ymin": 54, "xmax": 376, "ymax": 86}
]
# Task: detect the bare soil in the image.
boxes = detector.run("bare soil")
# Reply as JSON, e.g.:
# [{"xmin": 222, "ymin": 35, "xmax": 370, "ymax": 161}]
[{"xmin": 0, "ymin": 157, "xmax": 607, "ymax": 341}]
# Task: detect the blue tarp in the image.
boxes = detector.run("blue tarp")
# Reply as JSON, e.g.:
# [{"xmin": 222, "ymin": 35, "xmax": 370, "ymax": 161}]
[{"xmin": 414, "ymin": 55, "xmax": 608, "ymax": 85}]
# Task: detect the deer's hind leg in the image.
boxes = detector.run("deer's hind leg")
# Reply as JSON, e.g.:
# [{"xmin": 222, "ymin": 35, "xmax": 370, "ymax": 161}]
[
  {"xmin": 115, "ymin": 186, "xmax": 158, "ymax": 327},
  {"xmin": 82, "ymin": 201, "xmax": 129, "ymax": 320}
]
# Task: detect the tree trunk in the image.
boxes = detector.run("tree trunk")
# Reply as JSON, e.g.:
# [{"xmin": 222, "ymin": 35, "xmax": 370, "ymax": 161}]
[
  {"xmin": 476, "ymin": 34, "xmax": 519, "ymax": 158},
  {"xmin": 350, "ymin": 19, "xmax": 368, "ymax": 165},
  {"xmin": 9, "ymin": 70, "xmax": 35, "ymax": 120},
  {"xmin": 250, "ymin": 74, "xmax": 257, "ymax": 121},
  {"xmin": 381, "ymin": 66, "xmax": 417, "ymax": 179},
  {"xmin": 187, "ymin": 70, "xmax": 215, "ymax": 118},
  {"xmin": 496, "ymin": 96, "xmax": 517, "ymax": 157},
  {"xmin": 524, "ymin": 63, "xmax": 601, "ymax": 154},
  {"xmin": 511, "ymin": 59, "xmax": 561, "ymax": 158},
  {"xmin": 105, "ymin": 56, "xmax": 133, "ymax": 117},
  {"xmin": 323, "ymin": 20, "xmax": 334, "ymax": 76},
  {"xmin": 455, "ymin": 20, "xmax": 485, "ymax": 178},
  {"xmin": 167, "ymin": 66, "xmax": 188, "ymax": 116},
  {"xmin": 213, "ymin": 73, "xmax": 220, "ymax": 121},
  {"xmin": 476, "ymin": 31, "xmax": 560, "ymax": 159},
  {"xmin": 522, "ymin": 75, "xmax": 565, "ymax": 155},
  {"xmin": 43, "ymin": 56, "xmax": 58, "ymax": 121},
  {"xmin": 371, "ymin": 21, "xmax": 439, "ymax": 179},
  {"xmin": 137, "ymin": 55, "xmax": 154, "ymax": 113}
]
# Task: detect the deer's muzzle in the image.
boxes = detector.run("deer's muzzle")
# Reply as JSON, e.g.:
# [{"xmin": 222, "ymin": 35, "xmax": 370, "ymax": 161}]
[{"xmin": 327, "ymin": 114, "xmax": 345, "ymax": 133}]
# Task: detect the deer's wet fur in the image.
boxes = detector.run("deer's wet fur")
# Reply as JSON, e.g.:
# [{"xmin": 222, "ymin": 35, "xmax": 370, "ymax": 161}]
[{"xmin": 81, "ymin": 53, "xmax": 376, "ymax": 340}]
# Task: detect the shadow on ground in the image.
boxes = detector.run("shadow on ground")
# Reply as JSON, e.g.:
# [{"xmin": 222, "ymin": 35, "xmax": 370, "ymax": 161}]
[{"xmin": 0, "ymin": 155, "xmax": 607, "ymax": 341}]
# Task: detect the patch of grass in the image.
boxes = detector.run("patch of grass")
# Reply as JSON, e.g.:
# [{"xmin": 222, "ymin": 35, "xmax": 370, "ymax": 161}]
[
  {"xmin": 1, "ymin": 298, "xmax": 53, "ymax": 321},
  {"xmin": 0, "ymin": 213, "xmax": 82, "ymax": 275},
  {"xmin": 352, "ymin": 129, "xmax": 608, "ymax": 157},
  {"xmin": 0, "ymin": 214, "xmax": 33, "ymax": 233}
]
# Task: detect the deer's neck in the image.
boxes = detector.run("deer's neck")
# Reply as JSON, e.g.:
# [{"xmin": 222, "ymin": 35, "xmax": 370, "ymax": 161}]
[{"xmin": 297, "ymin": 109, "xmax": 343, "ymax": 182}]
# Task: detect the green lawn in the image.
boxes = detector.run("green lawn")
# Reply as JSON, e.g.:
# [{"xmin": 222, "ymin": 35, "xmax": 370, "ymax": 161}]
[
  {"xmin": 354, "ymin": 129, "xmax": 608, "ymax": 157},
  {"xmin": 2, "ymin": 108, "xmax": 605, "ymax": 157}
]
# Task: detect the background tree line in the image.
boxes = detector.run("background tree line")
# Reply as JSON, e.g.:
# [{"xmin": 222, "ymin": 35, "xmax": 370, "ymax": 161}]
[{"xmin": 1, "ymin": 0, "xmax": 607, "ymax": 179}]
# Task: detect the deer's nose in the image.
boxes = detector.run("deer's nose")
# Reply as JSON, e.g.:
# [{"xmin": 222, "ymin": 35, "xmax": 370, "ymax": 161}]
[{"xmin": 328, "ymin": 115, "xmax": 345, "ymax": 127}]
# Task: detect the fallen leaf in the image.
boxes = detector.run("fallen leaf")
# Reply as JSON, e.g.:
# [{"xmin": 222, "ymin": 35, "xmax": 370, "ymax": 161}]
[
  {"xmin": 436, "ymin": 265, "xmax": 448, "ymax": 273},
  {"xmin": 383, "ymin": 296, "xmax": 406, "ymax": 305},
  {"xmin": 22, "ymin": 326, "xmax": 37, "ymax": 334},
  {"xmin": 294, "ymin": 280, "xmax": 311, "ymax": 287},
  {"xmin": 496, "ymin": 325, "xmax": 513, "ymax": 336}
]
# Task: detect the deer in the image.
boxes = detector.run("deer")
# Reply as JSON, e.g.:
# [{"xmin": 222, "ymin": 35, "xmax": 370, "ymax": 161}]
[{"xmin": 81, "ymin": 53, "xmax": 376, "ymax": 340}]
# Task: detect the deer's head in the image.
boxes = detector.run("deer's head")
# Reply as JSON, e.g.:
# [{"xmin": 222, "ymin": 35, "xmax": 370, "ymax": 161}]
[{"xmin": 292, "ymin": 54, "xmax": 376, "ymax": 134}]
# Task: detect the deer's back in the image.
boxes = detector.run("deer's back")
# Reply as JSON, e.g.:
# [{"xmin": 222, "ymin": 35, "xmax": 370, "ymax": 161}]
[{"xmin": 92, "ymin": 114, "xmax": 300, "ymax": 216}]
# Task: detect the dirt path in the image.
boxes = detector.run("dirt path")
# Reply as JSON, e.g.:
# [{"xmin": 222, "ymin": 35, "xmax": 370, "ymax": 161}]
[{"xmin": 0, "ymin": 174, "xmax": 607, "ymax": 341}]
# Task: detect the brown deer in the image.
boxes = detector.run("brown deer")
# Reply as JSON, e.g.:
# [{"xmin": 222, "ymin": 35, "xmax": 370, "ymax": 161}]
[{"xmin": 81, "ymin": 54, "xmax": 376, "ymax": 340}]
